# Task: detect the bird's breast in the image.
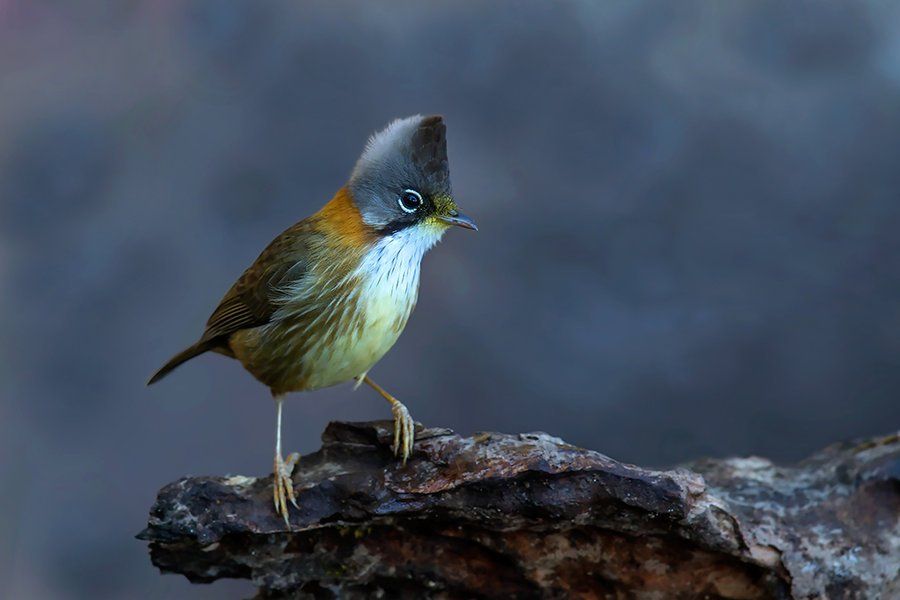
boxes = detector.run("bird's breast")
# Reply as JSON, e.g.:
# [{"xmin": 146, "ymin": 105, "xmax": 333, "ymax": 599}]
[
  {"xmin": 305, "ymin": 241, "xmax": 422, "ymax": 388},
  {"xmin": 244, "ymin": 235, "xmax": 426, "ymax": 394}
]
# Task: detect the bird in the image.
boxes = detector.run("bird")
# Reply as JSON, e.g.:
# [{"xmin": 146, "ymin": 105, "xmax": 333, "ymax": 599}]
[{"xmin": 148, "ymin": 115, "xmax": 476, "ymax": 525}]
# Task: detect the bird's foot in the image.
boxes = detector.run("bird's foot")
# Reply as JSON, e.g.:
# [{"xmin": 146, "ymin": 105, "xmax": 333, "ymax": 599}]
[
  {"xmin": 272, "ymin": 451, "xmax": 300, "ymax": 527},
  {"xmin": 389, "ymin": 400, "xmax": 416, "ymax": 464},
  {"xmin": 358, "ymin": 375, "xmax": 416, "ymax": 464}
]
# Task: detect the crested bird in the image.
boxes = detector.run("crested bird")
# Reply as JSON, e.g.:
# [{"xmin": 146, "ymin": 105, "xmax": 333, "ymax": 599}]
[{"xmin": 148, "ymin": 115, "xmax": 476, "ymax": 524}]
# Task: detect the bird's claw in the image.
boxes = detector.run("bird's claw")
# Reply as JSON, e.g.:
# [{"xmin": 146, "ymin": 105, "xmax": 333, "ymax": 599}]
[
  {"xmin": 390, "ymin": 401, "xmax": 416, "ymax": 464},
  {"xmin": 273, "ymin": 451, "xmax": 300, "ymax": 526}
]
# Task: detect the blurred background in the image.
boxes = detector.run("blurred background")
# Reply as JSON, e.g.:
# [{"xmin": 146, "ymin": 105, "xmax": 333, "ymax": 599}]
[{"xmin": 2, "ymin": 0, "xmax": 900, "ymax": 597}]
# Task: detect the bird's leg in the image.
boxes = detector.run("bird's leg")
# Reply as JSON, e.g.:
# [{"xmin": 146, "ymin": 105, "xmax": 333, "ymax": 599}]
[
  {"xmin": 360, "ymin": 375, "xmax": 416, "ymax": 463},
  {"xmin": 272, "ymin": 397, "xmax": 299, "ymax": 527}
]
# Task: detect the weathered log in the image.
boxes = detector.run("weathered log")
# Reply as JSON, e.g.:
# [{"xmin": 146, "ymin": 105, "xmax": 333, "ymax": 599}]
[{"xmin": 138, "ymin": 422, "xmax": 900, "ymax": 598}]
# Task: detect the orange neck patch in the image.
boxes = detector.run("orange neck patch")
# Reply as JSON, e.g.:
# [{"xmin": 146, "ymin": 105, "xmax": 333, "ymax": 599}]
[{"xmin": 314, "ymin": 187, "xmax": 377, "ymax": 250}]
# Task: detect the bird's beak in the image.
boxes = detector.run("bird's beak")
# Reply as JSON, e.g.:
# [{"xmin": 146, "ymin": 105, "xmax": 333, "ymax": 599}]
[{"xmin": 439, "ymin": 210, "xmax": 478, "ymax": 231}]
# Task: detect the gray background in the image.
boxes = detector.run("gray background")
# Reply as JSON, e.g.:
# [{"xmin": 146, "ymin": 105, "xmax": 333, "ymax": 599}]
[{"xmin": 2, "ymin": 1, "xmax": 899, "ymax": 598}]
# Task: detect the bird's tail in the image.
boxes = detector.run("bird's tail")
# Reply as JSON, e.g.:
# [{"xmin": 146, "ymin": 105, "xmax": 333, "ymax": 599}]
[{"xmin": 147, "ymin": 341, "xmax": 212, "ymax": 385}]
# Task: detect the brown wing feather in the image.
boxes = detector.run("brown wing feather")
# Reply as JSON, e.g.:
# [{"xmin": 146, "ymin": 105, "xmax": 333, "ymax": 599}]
[
  {"xmin": 201, "ymin": 221, "xmax": 316, "ymax": 345},
  {"xmin": 147, "ymin": 220, "xmax": 317, "ymax": 386}
]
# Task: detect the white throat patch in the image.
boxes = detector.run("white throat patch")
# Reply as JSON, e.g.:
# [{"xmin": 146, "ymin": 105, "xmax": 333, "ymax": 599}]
[{"xmin": 355, "ymin": 223, "xmax": 445, "ymax": 307}]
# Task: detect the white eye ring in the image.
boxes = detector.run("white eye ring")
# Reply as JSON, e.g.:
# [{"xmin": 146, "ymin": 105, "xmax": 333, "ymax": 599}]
[{"xmin": 398, "ymin": 189, "xmax": 423, "ymax": 213}]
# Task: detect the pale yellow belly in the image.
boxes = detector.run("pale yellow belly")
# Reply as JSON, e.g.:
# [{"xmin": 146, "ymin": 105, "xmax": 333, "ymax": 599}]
[
  {"xmin": 301, "ymin": 302, "xmax": 407, "ymax": 390},
  {"xmin": 232, "ymin": 288, "xmax": 414, "ymax": 394}
]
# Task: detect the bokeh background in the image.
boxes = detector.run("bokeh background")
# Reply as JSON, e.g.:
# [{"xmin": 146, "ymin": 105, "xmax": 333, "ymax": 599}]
[{"xmin": 2, "ymin": 1, "xmax": 900, "ymax": 597}]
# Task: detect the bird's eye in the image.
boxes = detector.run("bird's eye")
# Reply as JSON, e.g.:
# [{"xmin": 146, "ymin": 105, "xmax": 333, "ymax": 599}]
[{"xmin": 398, "ymin": 189, "xmax": 423, "ymax": 213}]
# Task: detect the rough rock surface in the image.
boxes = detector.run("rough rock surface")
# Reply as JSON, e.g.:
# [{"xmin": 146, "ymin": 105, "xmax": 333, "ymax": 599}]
[{"xmin": 138, "ymin": 422, "xmax": 900, "ymax": 599}]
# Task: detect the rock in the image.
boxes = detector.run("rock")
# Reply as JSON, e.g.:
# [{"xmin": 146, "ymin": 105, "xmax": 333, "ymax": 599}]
[{"xmin": 138, "ymin": 422, "xmax": 900, "ymax": 598}]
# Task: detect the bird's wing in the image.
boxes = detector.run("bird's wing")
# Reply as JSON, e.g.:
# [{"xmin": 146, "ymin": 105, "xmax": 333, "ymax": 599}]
[{"xmin": 201, "ymin": 223, "xmax": 314, "ymax": 344}]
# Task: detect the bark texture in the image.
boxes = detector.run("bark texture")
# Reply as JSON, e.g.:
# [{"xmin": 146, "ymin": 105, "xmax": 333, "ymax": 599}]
[{"xmin": 138, "ymin": 422, "xmax": 900, "ymax": 599}]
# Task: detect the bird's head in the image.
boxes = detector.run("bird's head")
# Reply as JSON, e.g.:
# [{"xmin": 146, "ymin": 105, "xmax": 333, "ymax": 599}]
[{"xmin": 348, "ymin": 115, "xmax": 477, "ymax": 245}]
